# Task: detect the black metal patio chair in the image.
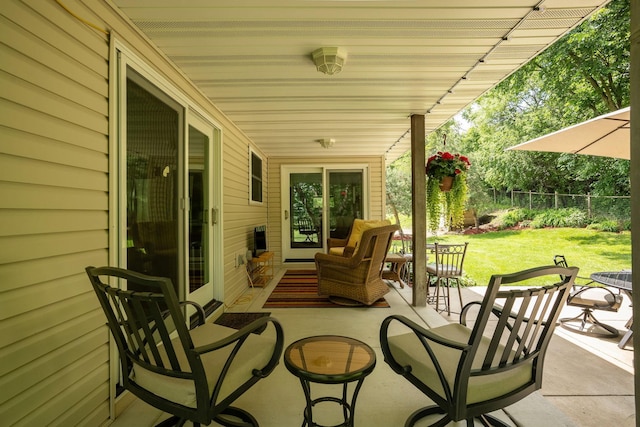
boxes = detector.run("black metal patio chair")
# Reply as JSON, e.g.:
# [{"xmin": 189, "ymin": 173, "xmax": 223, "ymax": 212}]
[
  {"xmin": 554, "ymin": 255, "xmax": 623, "ymax": 338},
  {"xmin": 380, "ymin": 265, "xmax": 576, "ymax": 427},
  {"xmin": 86, "ymin": 266, "xmax": 284, "ymax": 427}
]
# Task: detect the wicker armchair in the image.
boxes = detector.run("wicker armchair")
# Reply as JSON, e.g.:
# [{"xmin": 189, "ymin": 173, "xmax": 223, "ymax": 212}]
[{"xmin": 316, "ymin": 223, "xmax": 400, "ymax": 305}]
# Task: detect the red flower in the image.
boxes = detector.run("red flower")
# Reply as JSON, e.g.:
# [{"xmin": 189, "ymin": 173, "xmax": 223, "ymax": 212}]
[{"xmin": 425, "ymin": 151, "xmax": 471, "ymax": 179}]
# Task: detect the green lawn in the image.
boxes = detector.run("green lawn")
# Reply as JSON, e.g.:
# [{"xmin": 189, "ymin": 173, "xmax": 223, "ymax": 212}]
[{"xmin": 426, "ymin": 228, "xmax": 631, "ymax": 287}]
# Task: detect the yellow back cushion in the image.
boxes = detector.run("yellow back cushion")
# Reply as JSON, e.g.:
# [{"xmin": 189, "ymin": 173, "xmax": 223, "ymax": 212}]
[{"xmin": 346, "ymin": 219, "xmax": 392, "ymax": 248}]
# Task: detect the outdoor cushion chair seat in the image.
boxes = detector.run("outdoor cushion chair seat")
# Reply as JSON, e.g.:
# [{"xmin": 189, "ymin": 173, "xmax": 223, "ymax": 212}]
[
  {"xmin": 568, "ymin": 292, "xmax": 622, "ymax": 311},
  {"xmin": 426, "ymin": 263, "xmax": 459, "ymax": 275},
  {"xmin": 385, "ymin": 323, "xmax": 533, "ymax": 405},
  {"xmin": 134, "ymin": 322, "xmax": 277, "ymax": 409}
]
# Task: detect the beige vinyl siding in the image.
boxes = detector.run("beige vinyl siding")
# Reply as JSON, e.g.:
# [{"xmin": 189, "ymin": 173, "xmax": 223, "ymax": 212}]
[
  {"xmin": 221, "ymin": 126, "xmax": 270, "ymax": 305},
  {"xmin": 0, "ymin": 0, "xmax": 263, "ymax": 425},
  {"xmin": 1, "ymin": 0, "xmax": 111, "ymax": 424},
  {"xmin": 267, "ymin": 156, "xmax": 387, "ymax": 266}
]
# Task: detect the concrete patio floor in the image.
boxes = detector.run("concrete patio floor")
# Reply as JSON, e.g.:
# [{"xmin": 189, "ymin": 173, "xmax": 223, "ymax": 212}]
[{"xmin": 110, "ymin": 268, "xmax": 635, "ymax": 427}]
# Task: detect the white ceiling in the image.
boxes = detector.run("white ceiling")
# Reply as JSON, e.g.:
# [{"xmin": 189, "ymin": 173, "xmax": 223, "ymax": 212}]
[{"xmin": 114, "ymin": 0, "xmax": 611, "ymax": 163}]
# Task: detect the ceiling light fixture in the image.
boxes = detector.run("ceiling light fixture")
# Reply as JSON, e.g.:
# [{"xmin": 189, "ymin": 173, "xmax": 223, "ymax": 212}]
[
  {"xmin": 317, "ymin": 138, "xmax": 335, "ymax": 148},
  {"xmin": 312, "ymin": 47, "xmax": 347, "ymax": 75}
]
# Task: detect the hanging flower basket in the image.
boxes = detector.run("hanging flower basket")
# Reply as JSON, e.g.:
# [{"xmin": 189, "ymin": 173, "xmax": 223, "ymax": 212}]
[
  {"xmin": 425, "ymin": 151, "xmax": 471, "ymax": 231},
  {"xmin": 438, "ymin": 175, "xmax": 454, "ymax": 192}
]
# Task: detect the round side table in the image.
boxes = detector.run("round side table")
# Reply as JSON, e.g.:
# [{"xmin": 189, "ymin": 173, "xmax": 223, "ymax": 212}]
[{"xmin": 284, "ymin": 335, "xmax": 376, "ymax": 427}]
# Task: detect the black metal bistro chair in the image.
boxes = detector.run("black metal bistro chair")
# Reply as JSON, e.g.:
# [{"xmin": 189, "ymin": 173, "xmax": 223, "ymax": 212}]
[
  {"xmin": 86, "ymin": 266, "xmax": 284, "ymax": 427},
  {"xmin": 381, "ymin": 265, "xmax": 576, "ymax": 427},
  {"xmin": 426, "ymin": 242, "xmax": 468, "ymax": 315},
  {"xmin": 554, "ymin": 255, "xmax": 623, "ymax": 338},
  {"xmin": 297, "ymin": 217, "xmax": 319, "ymax": 242}
]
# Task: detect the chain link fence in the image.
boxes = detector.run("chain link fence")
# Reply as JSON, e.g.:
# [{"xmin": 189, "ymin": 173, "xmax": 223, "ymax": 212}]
[{"xmin": 490, "ymin": 190, "xmax": 630, "ymax": 219}]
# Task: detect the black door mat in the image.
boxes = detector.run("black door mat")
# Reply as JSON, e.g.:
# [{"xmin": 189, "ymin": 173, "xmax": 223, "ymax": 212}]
[{"xmin": 213, "ymin": 312, "xmax": 271, "ymax": 334}]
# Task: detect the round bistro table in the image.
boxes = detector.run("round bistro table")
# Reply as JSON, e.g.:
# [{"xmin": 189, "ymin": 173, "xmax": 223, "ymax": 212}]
[{"xmin": 284, "ymin": 335, "xmax": 376, "ymax": 427}]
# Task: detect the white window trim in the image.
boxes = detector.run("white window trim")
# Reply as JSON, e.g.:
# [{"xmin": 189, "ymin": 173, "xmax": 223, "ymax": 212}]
[
  {"xmin": 249, "ymin": 147, "xmax": 264, "ymax": 205},
  {"xmin": 108, "ymin": 37, "xmax": 226, "ymax": 416}
]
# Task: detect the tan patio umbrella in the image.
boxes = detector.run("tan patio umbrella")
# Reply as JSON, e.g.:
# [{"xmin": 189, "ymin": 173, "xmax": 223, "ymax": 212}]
[{"xmin": 507, "ymin": 107, "xmax": 630, "ymax": 159}]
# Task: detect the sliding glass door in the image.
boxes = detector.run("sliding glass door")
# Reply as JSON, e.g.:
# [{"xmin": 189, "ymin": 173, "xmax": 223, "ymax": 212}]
[
  {"xmin": 125, "ymin": 70, "xmax": 183, "ymax": 296},
  {"xmin": 282, "ymin": 166, "xmax": 367, "ymax": 261},
  {"xmin": 122, "ymin": 65, "xmax": 220, "ymax": 310},
  {"xmin": 186, "ymin": 115, "xmax": 215, "ymax": 307}
]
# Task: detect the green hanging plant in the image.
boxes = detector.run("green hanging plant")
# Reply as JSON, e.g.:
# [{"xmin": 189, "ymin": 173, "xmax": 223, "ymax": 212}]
[{"xmin": 426, "ymin": 151, "xmax": 470, "ymax": 231}]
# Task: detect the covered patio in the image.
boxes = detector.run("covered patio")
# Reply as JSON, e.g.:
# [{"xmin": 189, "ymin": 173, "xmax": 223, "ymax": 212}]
[{"xmin": 1, "ymin": 1, "xmax": 638, "ymax": 426}]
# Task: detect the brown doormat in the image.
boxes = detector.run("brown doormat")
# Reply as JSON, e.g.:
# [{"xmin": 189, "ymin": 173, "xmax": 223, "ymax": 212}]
[
  {"xmin": 213, "ymin": 312, "xmax": 271, "ymax": 334},
  {"xmin": 263, "ymin": 270, "xmax": 390, "ymax": 308}
]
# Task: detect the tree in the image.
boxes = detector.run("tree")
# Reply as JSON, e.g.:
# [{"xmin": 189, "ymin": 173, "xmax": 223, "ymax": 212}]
[
  {"xmin": 532, "ymin": 0, "xmax": 630, "ymax": 115},
  {"xmin": 386, "ymin": 151, "xmax": 413, "ymax": 221},
  {"xmin": 387, "ymin": 0, "xmax": 630, "ymax": 220},
  {"xmin": 460, "ymin": 0, "xmax": 630, "ymax": 198}
]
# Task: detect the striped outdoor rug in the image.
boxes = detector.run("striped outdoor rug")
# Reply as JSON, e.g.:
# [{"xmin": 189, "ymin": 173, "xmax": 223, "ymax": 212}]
[{"xmin": 263, "ymin": 269, "xmax": 390, "ymax": 308}]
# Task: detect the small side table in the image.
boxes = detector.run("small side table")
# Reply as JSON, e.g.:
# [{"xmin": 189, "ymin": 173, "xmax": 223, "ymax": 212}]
[
  {"xmin": 284, "ymin": 335, "xmax": 376, "ymax": 427},
  {"xmin": 248, "ymin": 251, "xmax": 274, "ymax": 287},
  {"xmin": 382, "ymin": 253, "xmax": 407, "ymax": 288}
]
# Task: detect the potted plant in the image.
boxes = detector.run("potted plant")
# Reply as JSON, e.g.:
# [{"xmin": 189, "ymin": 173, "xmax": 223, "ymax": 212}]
[{"xmin": 425, "ymin": 151, "xmax": 471, "ymax": 231}]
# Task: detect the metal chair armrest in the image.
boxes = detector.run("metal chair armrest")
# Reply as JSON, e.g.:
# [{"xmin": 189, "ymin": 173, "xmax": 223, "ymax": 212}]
[
  {"xmin": 178, "ymin": 300, "xmax": 206, "ymax": 327},
  {"xmin": 460, "ymin": 301, "xmax": 505, "ymax": 326},
  {"xmin": 381, "ymin": 314, "xmax": 468, "ymax": 350},
  {"xmin": 380, "ymin": 314, "xmax": 469, "ymax": 404}
]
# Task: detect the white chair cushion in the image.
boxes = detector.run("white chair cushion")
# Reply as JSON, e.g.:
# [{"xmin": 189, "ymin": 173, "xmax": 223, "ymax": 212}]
[
  {"xmin": 134, "ymin": 322, "xmax": 276, "ymax": 408},
  {"xmin": 386, "ymin": 323, "xmax": 533, "ymax": 404},
  {"xmin": 426, "ymin": 263, "xmax": 461, "ymax": 276}
]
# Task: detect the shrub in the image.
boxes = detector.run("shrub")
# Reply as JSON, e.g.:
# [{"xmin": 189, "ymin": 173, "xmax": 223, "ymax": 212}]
[
  {"xmin": 530, "ymin": 208, "xmax": 587, "ymax": 228},
  {"xmin": 587, "ymin": 220, "xmax": 622, "ymax": 232},
  {"xmin": 499, "ymin": 208, "xmax": 535, "ymax": 229}
]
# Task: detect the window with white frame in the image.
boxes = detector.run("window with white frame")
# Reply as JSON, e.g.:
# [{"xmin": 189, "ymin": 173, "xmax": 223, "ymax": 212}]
[{"xmin": 250, "ymin": 149, "xmax": 263, "ymax": 203}]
